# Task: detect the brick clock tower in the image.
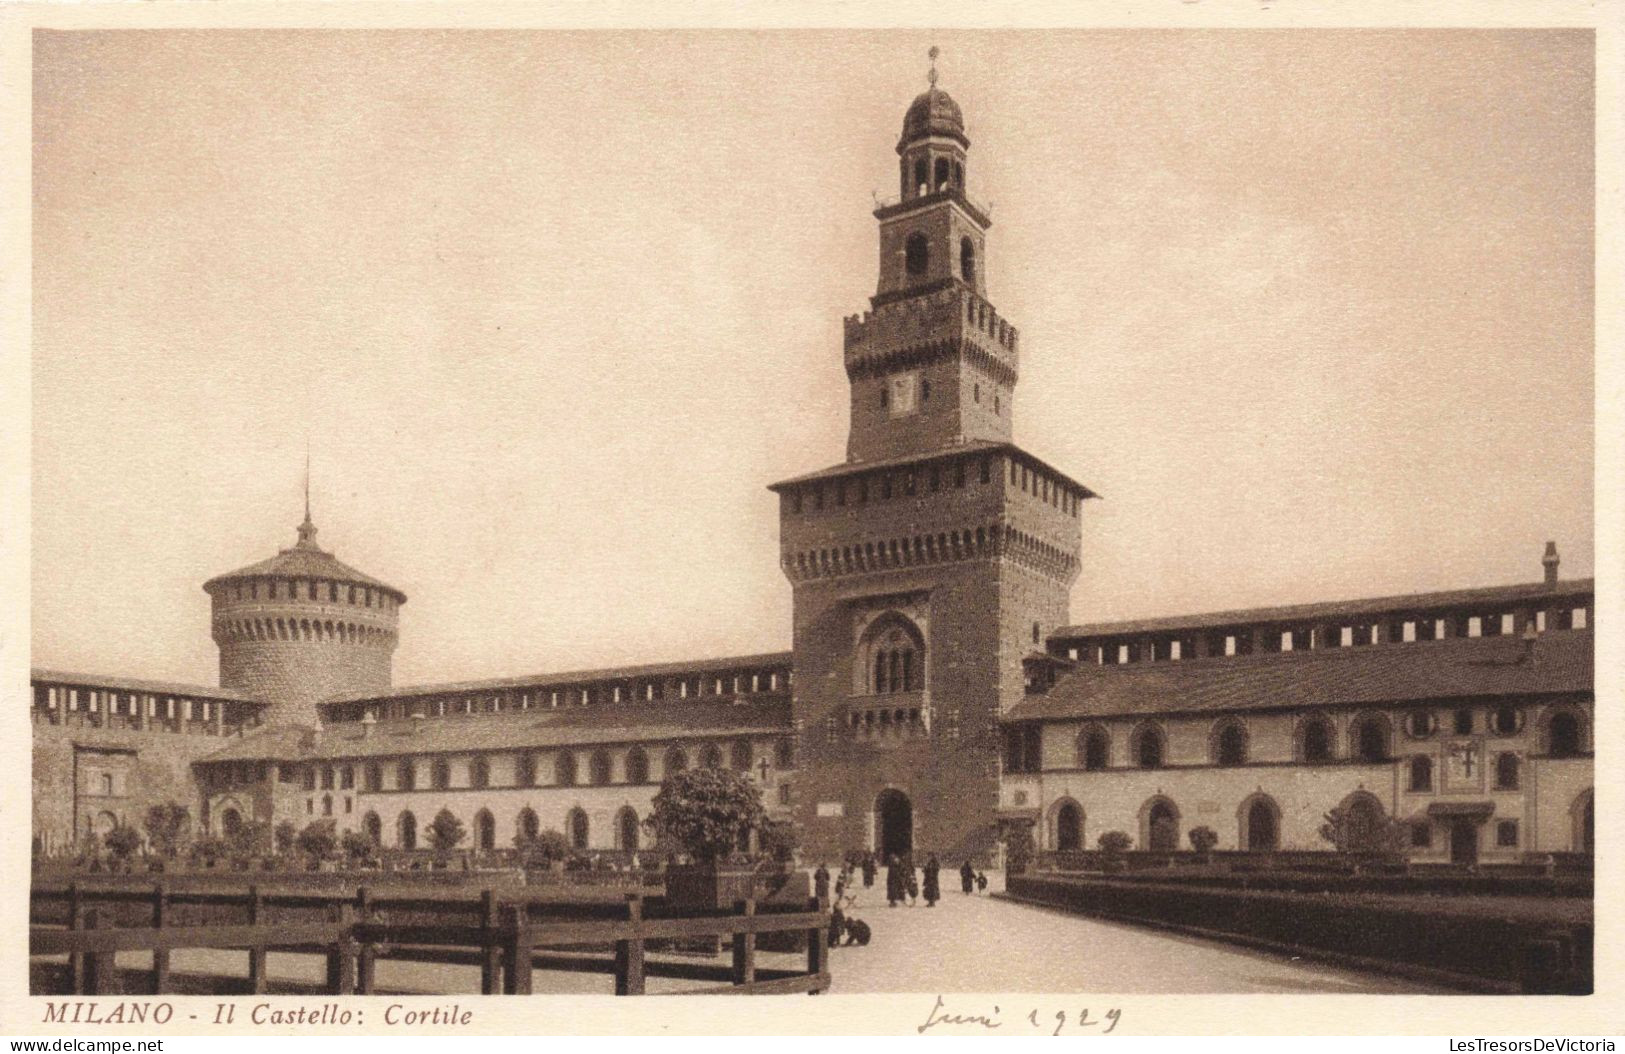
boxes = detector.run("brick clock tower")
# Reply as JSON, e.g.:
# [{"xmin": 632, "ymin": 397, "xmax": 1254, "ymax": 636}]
[{"xmin": 771, "ymin": 56, "xmax": 1094, "ymax": 862}]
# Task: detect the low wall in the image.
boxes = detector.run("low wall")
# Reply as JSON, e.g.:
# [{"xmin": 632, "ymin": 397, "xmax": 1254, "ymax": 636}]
[{"xmin": 1007, "ymin": 874, "xmax": 1592, "ymax": 994}]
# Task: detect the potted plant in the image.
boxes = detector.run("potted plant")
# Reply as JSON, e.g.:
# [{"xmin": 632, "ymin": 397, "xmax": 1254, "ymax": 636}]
[
  {"xmin": 647, "ymin": 767, "xmax": 786, "ymax": 908},
  {"xmin": 515, "ymin": 828, "xmax": 571, "ymax": 872},
  {"xmin": 426, "ymin": 808, "xmax": 466, "ymax": 870},
  {"xmin": 1188, "ymin": 825, "xmax": 1219, "ymax": 865},
  {"xmin": 1097, "ymin": 830, "xmax": 1132, "ymax": 873}
]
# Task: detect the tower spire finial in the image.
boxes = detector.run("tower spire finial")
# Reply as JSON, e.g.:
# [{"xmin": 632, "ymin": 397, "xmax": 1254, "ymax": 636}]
[
  {"xmin": 296, "ymin": 443, "xmax": 319, "ymax": 549},
  {"xmin": 928, "ymin": 45, "xmax": 939, "ymax": 89}
]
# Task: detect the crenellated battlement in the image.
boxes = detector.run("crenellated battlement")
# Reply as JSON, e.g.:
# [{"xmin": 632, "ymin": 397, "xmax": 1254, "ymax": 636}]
[{"xmin": 843, "ymin": 284, "xmax": 1019, "ymax": 383}]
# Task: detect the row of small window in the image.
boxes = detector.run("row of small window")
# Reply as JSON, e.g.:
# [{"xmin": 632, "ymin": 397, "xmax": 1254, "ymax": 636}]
[
  {"xmin": 352, "ymin": 671, "xmax": 788, "ymax": 720},
  {"xmin": 1403, "ymin": 706, "xmax": 1523, "ymax": 738},
  {"xmin": 34, "ymin": 687, "xmax": 244, "ymax": 724},
  {"xmin": 1410, "ymin": 819, "xmax": 1522, "ymax": 850},
  {"xmin": 296, "ymin": 739, "xmax": 796, "ymax": 792},
  {"xmin": 786, "ymin": 458, "xmax": 1080, "ymax": 517},
  {"xmin": 1404, "ymin": 752, "xmax": 1524, "ymax": 792},
  {"xmin": 307, "ymin": 794, "xmax": 353, "ymax": 816},
  {"xmin": 1070, "ymin": 607, "xmax": 1592, "ymax": 665},
  {"xmin": 788, "ymin": 458, "xmax": 992, "ymax": 513},
  {"xmin": 1007, "ymin": 708, "xmax": 1589, "ymax": 774},
  {"xmin": 227, "ymin": 577, "xmax": 396, "ymax": 609}
]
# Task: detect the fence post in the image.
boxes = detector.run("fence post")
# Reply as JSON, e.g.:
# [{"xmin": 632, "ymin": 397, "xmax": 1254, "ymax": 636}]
[
  {"xmin": 502, "ymin": 905, "xmax": 532, "ymax": 995},
  {"xmin": 479, "ymin": 890, "xmax": 500, "ymax": 995},
  {"xmin": 67, "ymin": 883, "xmax": 85, "ymax": 995},
  {"xmin": 805, "ymin": 895, "xmax": 828, "ymax": 994},
  {"xmin": 326, "ymin": 902, "xmax": 355, "ymax": 995},
  {"xmin": 731, "ymin": 899, "xmax": 756, "ymax": 987},
  {"xmin": 354, "ymin": 886, "xmax": 375, "ymax": 995},
  {"xmin": 82, "ymin": 908, "xmax": 114, "ymax": 995},
  {"xmin": 151, "ymin": 883, "xmax": 169, "ymax": 994},
  {"xmin": 247, "ymin": 886, "xmax": 267, "ymax": 994},
  {"xmin": 614, "ymin": 893, "xmax": 645, "ymax": 995}
]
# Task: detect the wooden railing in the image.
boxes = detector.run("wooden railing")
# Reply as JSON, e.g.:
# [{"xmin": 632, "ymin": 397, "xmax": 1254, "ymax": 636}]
[{"xmin": 30, "ymin": 883, "xmax": 830, "ymax": 997}]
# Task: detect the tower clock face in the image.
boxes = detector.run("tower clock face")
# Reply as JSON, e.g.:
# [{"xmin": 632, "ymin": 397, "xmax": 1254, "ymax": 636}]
[{"xmin": 888, "ymin": 372, "xmax": 920, "ymax": 417}]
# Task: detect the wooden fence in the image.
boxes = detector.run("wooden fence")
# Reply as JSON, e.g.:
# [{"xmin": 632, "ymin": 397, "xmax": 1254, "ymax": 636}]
[{"xmin": 30, "ymin": 883, "xmax": 830, "ymax": 996}]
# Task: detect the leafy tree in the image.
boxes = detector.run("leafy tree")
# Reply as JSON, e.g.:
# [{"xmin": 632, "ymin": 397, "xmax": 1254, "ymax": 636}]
[
  {"xmin": 514, "ymin": 828, "xmax": 570, "ymax": 865},
  {"xmin": 646, "ymin": 767, "xmax": 767, "ymax": 864},
  {"xmin": 295, "ymin": 819, "xmax": 338, "ymax": 862},
  {"xmin": 1188, "ymin": 826, "xmax": 1219, "ymax": 853},
  {"xmin": 189, "ymin": 835, "xmax": 227, "ymax": 867},
  {"xmin": 142, "ymin": 803, "xmax": 190, "ymax": 859},
  {"xmin": 229, "ymin": 820, "xmax": 271, "ymax": 859},
  {"xmin": 274, "ymin": 820, "xmax": 298, "ymax": 856},
  {"xmin": 104, "ymin": 825, "xmax": 143, "ymax": 862},
  {"xmin": 1319, "ymin": 805, "xmax": 1409, "ymax": 855},
  {"xmin": 427, "ymin": 808, "xmax": 467, "ymax": 855},
  {"xmin": 1097, "ymin": 830, "xmax": 1133, "ymax": 854},
  {"xmin": 1004, "ymin": 822, "xmax": 1036, "ymax": 873},
  {"xmin": 341, "ymin": 829, "xmax": 374, "ymax": 864},
  {"xmin": 758, "ymin": 818, "xmax": 800, "ymax": 864}
]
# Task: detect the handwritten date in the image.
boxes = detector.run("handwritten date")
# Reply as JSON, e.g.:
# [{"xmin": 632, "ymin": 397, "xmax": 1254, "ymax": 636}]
[{"xmin": 917, "ymin": 995, "xmax": 1122, "ymax": 1036}]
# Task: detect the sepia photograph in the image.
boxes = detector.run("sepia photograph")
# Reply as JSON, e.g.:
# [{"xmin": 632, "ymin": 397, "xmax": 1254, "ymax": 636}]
[{"xmin": 6, "ymin": 5, "xmax": 1615, "ymax": 1037}]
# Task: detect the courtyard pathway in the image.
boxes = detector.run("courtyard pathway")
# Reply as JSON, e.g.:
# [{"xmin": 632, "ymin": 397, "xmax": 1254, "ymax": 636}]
[{"xmin": 818, "ymin": 871, "xmax": 1444, "ymax": 994}]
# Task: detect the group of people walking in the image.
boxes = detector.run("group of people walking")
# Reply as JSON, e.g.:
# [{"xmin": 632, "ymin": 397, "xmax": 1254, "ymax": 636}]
[{"xmin": 812, "ymin": 851, "xmax": 993, "ymax": 947}]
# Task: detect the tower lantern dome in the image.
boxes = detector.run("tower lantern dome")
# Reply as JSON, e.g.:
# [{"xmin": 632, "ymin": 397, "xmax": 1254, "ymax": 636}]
[
  {"xmin": 900, "ymin": 87, "xmax": 968, "ymax": 149},
  {"xmin": 896, "ymin": 48, "xmax": 971, "ymax": 202}
]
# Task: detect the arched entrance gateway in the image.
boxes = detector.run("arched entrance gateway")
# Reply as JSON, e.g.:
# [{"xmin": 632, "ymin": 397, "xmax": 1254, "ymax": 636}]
[{"xmin": 875, "ymin": 789, "xmax": 914, "ymax": 860}]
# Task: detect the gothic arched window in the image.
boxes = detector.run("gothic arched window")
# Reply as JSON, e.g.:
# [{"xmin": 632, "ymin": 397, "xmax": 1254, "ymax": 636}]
[
  {"xmin": 862, "ymin": 614, "xmax": 925, "ymax": 695},
  {"xmin": 961, "ymin": 237, "xmax": 976, "ymax": 284}
]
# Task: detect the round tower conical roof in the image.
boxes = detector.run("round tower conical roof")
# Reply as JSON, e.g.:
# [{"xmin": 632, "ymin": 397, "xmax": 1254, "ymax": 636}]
[{"xmin": 203, "ymin": 516, "xmax": 405, "ymax": 603}]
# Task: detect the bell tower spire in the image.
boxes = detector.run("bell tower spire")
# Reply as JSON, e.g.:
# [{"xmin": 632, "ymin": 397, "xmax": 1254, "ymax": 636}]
[
  {"xmin": 296, "ymin": 448, "xmax": 320, "ymax": 550},
  {"xmin": 841, "ymin": 52, "xmax": 1016, "ymax": 464}
]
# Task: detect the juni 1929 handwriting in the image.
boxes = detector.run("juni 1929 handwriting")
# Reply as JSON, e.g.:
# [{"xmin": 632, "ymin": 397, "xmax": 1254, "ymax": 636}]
[{"xmin": 917, "ymin": 995, "xmax": 1122, "ymax": 1036}]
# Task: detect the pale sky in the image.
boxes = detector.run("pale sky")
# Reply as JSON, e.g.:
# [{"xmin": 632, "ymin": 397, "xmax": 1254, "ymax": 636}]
[{"xmin": 32, "ymin": 29, "xmax": 1594, "ymax": 689}]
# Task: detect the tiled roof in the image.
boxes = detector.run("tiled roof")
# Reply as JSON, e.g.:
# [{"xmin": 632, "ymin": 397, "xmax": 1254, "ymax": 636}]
[
  {"xmin": 30, "ymin": 668, "xmax": 267, "ymax": 705},
  {"xmin": 768, "ymin": 441, "xmax": 1098, "ymax": 499},
  {"xmin": 204, "ymin": 545, "xmax": 403, "ymax": 599},
  {"xmin": 320, "ymin": 651, "xmax": 794, "ymax": 707},
  {"xmin": 1052, "ymin": 579, "xmax": 1594, "ymax": 639},
  {"xmin": 201, "ymin": 698, "xmax": 793, "ymax": 763},
  {"xmin": 1005, "ymin": 629, "xmax": 1593, "ymax": 724}
]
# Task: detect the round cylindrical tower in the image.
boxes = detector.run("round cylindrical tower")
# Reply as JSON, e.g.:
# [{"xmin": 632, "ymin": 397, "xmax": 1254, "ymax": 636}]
[{"xmin": 203, "ymin": 510, "xmax": 405, "ymax": 726}]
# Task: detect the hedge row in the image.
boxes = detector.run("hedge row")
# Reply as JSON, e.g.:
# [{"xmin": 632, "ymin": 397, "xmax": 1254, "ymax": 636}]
[
  {"xmin": 1008, "ymin": 874, "xmax": 1592, "ymax": 994},
  {"xmin": 1033, "ymin": 864, "xmax": 1591, "ymax": 899}
]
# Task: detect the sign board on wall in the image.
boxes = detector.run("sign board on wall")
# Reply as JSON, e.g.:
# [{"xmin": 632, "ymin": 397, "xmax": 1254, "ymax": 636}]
[{"xmin": 816, "ymin": 802, "xmax": 845, "ymax": 818}]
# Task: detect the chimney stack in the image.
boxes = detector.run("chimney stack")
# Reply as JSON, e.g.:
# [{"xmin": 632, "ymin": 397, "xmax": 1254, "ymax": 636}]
[{"xmin": 1543, "ymin": 541, "xmax": 1560, "ymax": 588}]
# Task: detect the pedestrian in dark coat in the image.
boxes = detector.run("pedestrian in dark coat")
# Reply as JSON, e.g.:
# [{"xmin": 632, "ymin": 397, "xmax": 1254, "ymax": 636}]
[
  {"xmin": 862, "ymin": 855, "xmax": 876, "ymax": 888},
  {"xmin": 960, "ymin": 859, "xmax": 975, "ymax": 894},
  {"xmin": 814, "ymin": 862, "xmax": 830, "ymax": 901},
  {"xmin": 828, "ymin": 904, "xmax": 845, "ymax": 948},
  {"xmin": 976, "ymin": 871, "xmax": 988, "ymax": 893},
  {"xmin": 923, "ymin": 854, "xmax": 941, "ymax": 906},
  {"xmin": 885, "ymin": 854, "xmax": 904, "ymax": 907}
]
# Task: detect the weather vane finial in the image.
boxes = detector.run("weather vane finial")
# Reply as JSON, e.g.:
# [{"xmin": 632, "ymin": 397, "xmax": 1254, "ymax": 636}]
[
  {"xmin": 928, "ymin": 45, "xmax": 940, "ymax": 88},
  {"xmin": 296, "ymin": 440, "xmax": 319, "ymax": 549}
]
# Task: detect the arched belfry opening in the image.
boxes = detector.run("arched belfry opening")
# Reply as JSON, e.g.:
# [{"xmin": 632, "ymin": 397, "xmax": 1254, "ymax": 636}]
[{"xmin": 875, "ymin": 789, "xmax": 914, "ymax": 860}]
